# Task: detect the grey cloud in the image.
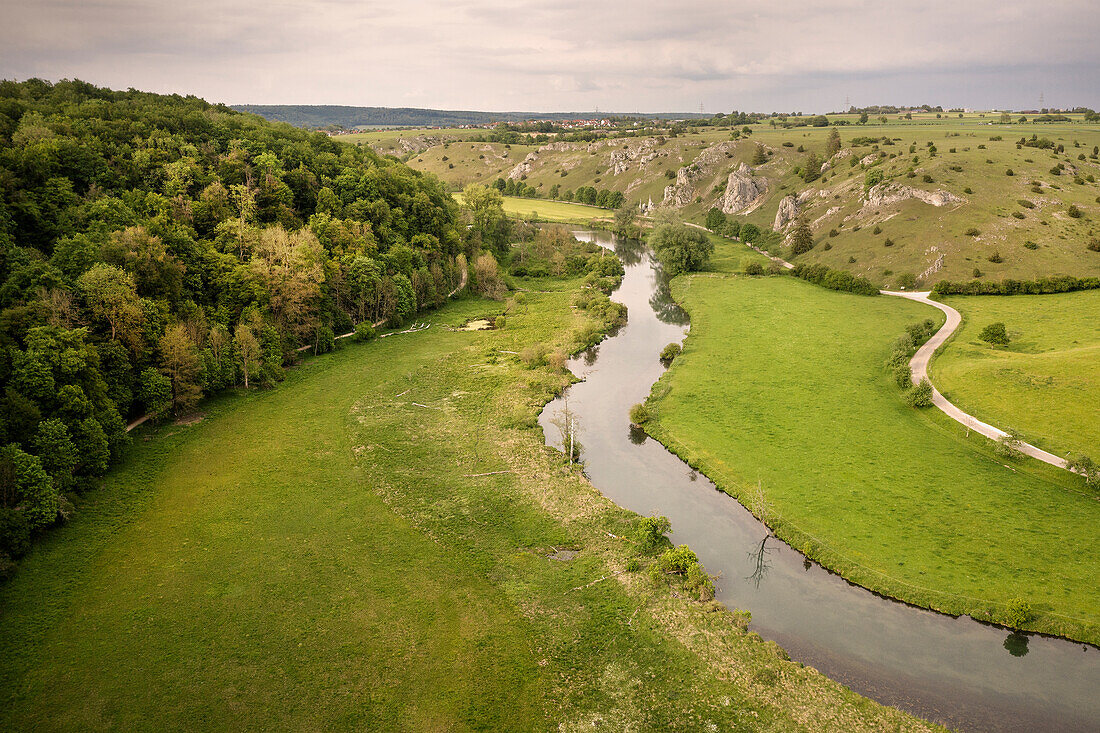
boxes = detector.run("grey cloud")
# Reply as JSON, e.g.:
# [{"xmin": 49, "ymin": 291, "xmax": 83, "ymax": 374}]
[{"xmin": 1, "ymin": 0, "xmax": 1097, "ymax": 111}]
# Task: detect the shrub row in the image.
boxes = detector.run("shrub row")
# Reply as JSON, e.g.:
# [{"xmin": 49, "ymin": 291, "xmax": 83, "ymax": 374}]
[
  {"xmin": 792, "ymin": 263, "xmax": 879, "ymax": 296},
  {"xmin": 932, "ymin": 275, "xmax": 1100, "ymax": 296}
]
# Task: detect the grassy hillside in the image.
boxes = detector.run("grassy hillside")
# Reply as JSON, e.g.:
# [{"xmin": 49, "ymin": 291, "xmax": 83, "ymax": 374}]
[
  {"xmin": 393, "ymin": 114, "xmax": 1100, "ymax": 286},
  {"xmin": 642, "ymin": 242, "xmax": 1100, "ymax": 643},
  {"xmin": 933, "ymin": 290, "xmax": 1100, "ymax": 461},
  {"xmin": 0, "ymin": 276, "xmax": 941, "ymax": 732}
]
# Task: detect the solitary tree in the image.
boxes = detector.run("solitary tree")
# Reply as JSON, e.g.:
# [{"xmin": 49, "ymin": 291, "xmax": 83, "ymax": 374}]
[
  {"xmin": 978, "ymin": 322, "xmax": 1010, "ymax": 346},
  {"xmin": 751, "ymin": 145, "xmax": 767, "ymax": 166},
  {"xmin": 648, "ymin": 223, "xmax": 714, "ymax": 276},
  {"xmin": 825, "ymin": 127, "xmax": 842, "ymax": 158},
  {"xmin": 789, "ymin": 218, "xmax": 815, "ymax": 256},
  {"xmin": 802, "ymin": 152, "xmax": 822, "ymax": 183}
]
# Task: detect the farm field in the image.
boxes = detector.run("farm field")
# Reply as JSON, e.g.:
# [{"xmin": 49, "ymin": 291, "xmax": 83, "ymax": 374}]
[
  {"xmin": 0, "ymin": 281, "xmax": 935, "ymax": 732},
  {"xmin": 394, "ymin": 115, "xmax": 1100, "ymax": 286},
  {"xmin": 933, "ymin": 289, "xmax": 1100, "ymax": 461},
  {"xmin": 643, "ymin": 267, "xmax": 1100, "ymax": 643}
]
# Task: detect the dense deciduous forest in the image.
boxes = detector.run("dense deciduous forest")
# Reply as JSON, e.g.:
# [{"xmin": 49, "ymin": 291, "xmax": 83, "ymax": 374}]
[{"xmin": 0, "ymin": 79, "xmax": 481, "ymax": 574}]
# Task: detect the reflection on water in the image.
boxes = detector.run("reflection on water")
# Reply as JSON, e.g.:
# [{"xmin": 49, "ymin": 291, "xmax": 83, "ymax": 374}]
[
  {"xmin": 1004, "ymin": 633, "xmax": 1030, "ymax": 658},
  {"xmin": 746, "ymin": 535, "xmax": 774, "ymax": 589},
  {"xmin": 539, "ymin": 230, "xmax": 1100, "ymax": 733}
]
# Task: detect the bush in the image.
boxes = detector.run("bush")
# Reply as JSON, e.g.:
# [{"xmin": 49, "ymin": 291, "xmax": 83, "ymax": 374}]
[
  {"xmin": 987, "ymin": 250, "xmax": 1003, "ymax": 263},
  {"xmin": 922, "ymin": 174, "xmax": 934, "ymax": 183},
  {"xmin": 1005, "ymin": 169, "xmax": 1014, "ymax": 176},
  {"xmin": 1005, "ymin": 598, "xmax": 1034, "ymax": 627},
  {"xmin": 995, "ymin": 429, "xmax": 1024, "ymax": 460},
  {"xmin": 1017, "ymin": 199, "xmax": 1035, "ymax": 209},
  {"xmin": 648, "ymin": 223, "xmax": 714, "ymax": 276},
  {"xmin": 629, "ymin": 402, "xmax": 651, "ymax": 425},
  {"xmin": 873, "ymin": 225, "xmax": 883, "ymax": 235},
  {"xmin": 904, "ymin": 379, "xmax": 934, "ymax": 408},
  {"xmin": 979, "ymin": 322, "xmax": 1009, "ymax": 345},
  {"xmin": 659, "ymin": 342, "xmax": 682, "ymax": 363},
  {"xmin": 494, "ymin": 315, "xmax": 506, "ymax": 330},
  {"xmin": 895, "ymin": 272, "xmax": 917, "ymax": 289},
  {"xmin": 520, "ymin": 343, "xmax": 549, "ymax": 367},
  {"xmin": 1024, "ymin": 241, "xmax": 1039, "ymax": 250},
  {"xmin": 791, "ymin": 263, "xmax": 879, "ymax": 296},
  {"xmin": 890, "ymin": 361, "xmax": 912, "ymax": 387},
  {"xmin": 547, "ymin": 350, "xmax": 567, "ymax": 372},
  {"xmin": 743, "ymin": 261, "xmax": 765, "ymax": 276},
  {"xmin": 1087, "ymin": 238, "xmax": 1100, "ymax": 252},
  {"xmin": 354, "ymin": 322, "xmax": 377, "ymax": 342},
  {"xmin": 635, "ymin": 515, "xmax": 671, "ymax": 552},
  {"xmin": 964, "ymin": 227, "xmax": 981, "ymax": 236},
  {"xmin": 933, "ymin": 274, "xmax": 1100, "ymax": 296},
  {"xmin": 1067, "ymin": 455, "xmax": 1099, "ymax": 486},
  {"xmin": 1068, "ymin": 204, "xmax": 1082, "ymax": 218}
]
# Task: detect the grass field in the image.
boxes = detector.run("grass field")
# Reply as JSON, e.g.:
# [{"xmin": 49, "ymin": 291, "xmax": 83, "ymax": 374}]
[
  {"xmin": 933, "ymin": 289, "xmax": 1100, "ymax": 461},
  {"xmin": 454, "ymin": 191, "xmax": 612, "ymax": 223},
  {"xmin": 644, "ymin": 264, "xmax": 1100, "ymax": 643},
  {"xmin": 393, "ymin": 115, "xmax": 1100, "ymax": 285},
  {"xmin": 0, "ymin": 277, "xmax": 937, "ymax": 731}
]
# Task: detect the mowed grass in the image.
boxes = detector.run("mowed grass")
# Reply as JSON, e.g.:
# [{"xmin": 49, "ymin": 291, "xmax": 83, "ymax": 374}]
[
  {"xmin": 645, "ymin": 273, "xmax": 1100, "ymax": 642},
  {"xmin": 453, "ymin": 191, "xmax": 611, "ymax": 223},
  {"xmin": 0, "ymin": 280, "xmax": 939, "ymax": 731},
  {"xmin": 933, "ymin": 289, "xmax": 1100, "ymax": 460}
]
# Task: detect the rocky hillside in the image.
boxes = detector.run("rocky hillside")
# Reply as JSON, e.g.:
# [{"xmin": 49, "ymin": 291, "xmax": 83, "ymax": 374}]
[{"xmin": 397, "ymin": 115, "xmax": 1100, "ymax": 287}]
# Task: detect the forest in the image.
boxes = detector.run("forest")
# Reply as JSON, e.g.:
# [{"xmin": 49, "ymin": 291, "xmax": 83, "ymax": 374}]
[{"xmin": 0, "ymin": 79, "xmax": 482, "ymax": 575}]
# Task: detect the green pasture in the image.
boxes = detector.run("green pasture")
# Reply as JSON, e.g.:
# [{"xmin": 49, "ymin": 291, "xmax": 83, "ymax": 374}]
[
  {"xmin": 645, "ymin": 268, "xmax": 1100, "ymax": 643},
  {"xmin": 933, "ymin": 289, "xmax": 1100, "ymax": 461},
  {"xmin": 0, "ymin": 278, "xmax": 934, "ymax": 731}
]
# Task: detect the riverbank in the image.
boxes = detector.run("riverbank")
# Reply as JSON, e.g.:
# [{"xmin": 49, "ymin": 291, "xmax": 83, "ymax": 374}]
[
  {"xmin": 0, "ymin": 270, "xmax": 940, "ymax": 731},
  {"xmin": 643, "ymin": 270, "xmax": 1100, "ymax": 646}
]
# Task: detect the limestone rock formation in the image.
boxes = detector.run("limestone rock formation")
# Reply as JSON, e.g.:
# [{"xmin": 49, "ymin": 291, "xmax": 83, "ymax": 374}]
[
  {"xmin": 865, "ymin": 182, "xmax": 965, "ymax": 208},
  {"xmin": 773, "ymin": 194, "xmax": 799, "ymax": 230},
  {"xmin": 508, "ymin": 152, "xmax": 539, "ymax": 180},
  {"xmin": 607, "ymin": 138, "xmax": 661, "ymax": 175},
  {"xmin": 717, "ymin": 163, "xmax": 768, "ymax": 214}
]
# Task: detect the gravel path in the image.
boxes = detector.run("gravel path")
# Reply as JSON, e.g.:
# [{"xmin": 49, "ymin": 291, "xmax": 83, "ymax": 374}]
[{"xmin": 881, "ymin": 290, "xmax": 1071, "ymax": 471}]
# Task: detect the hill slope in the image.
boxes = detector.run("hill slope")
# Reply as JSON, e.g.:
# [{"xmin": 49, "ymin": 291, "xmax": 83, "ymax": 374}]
[{"xmin": 396, "ymin": 114, "xmax": 1100, "ymax": 286}]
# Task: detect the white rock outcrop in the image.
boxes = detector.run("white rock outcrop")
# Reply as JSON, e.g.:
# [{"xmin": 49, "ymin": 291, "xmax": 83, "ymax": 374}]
[
  {"xmin": 508, "ymin": 152, "xmax": 539, "ymax": 180},
  {"xmin": 865, "ymin": 182, "xmax": 965, "ymax": 208},
  {"xmin": 773, "ymin": 195, "xmax": 799, "ymax": 230},
  {"xmin": 718, "ymin": 162, "xmax": 768, "ymax": 214},
  {"xmin": 607, "ymin": 139, "xmax": 660, "ymax": 175}
]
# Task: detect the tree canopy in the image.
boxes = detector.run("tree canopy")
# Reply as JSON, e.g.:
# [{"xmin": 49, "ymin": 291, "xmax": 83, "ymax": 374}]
[{"xmin": 0, "ymin": 79, "xmax": 482, "ymax": 573}]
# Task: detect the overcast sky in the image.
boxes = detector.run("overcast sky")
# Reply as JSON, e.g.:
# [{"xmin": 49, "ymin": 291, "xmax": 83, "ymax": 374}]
[{"xmin": 2, "ymin": 0, "xmax": 1098, "ymax": 113}]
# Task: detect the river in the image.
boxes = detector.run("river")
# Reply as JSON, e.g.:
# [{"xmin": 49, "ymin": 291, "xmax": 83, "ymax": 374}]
[{"xmin": 538, "ymin": 231, "xmax": 1099, "ymax": 733}]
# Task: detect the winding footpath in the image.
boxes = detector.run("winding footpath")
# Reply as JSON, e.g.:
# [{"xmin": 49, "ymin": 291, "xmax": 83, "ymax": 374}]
[{"xmin": 881, "ymin": 290, "xmax": 1070, "ymax": 470}]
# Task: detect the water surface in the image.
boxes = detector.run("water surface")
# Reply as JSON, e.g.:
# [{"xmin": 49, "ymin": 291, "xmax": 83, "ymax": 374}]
[{"xmin": 539, "ymin": 231, "xmax": 1099, "ymax": 733}]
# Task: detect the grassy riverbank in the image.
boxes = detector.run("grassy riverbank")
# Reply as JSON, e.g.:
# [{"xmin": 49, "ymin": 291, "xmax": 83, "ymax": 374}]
[
  {"xmin": 933, "ymin": 290, "xmax": 1100, "ymax": 461},
  {"xmin": 0, "ymin": 276, "xmax": 939, "ymax": 731},
  {"xmin": 644, "ymin": 269, "xmax": 1100, "ymax": 644}
]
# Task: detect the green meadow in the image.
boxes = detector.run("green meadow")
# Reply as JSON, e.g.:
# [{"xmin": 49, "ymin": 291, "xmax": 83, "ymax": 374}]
[
  {"xmin": 0, "ymin": 279, "xmax": 936, "ymax": 732},
  {"xmin": 933, "ymin": 289, "xmax": 1100, "ymax": 461},
  {"xmin": 644, "ymin": 260, "xmax": 1100, "ymax": 643}
]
